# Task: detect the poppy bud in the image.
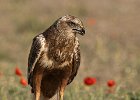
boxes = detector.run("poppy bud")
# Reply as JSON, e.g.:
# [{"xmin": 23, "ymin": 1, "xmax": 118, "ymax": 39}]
[
  {"xmin": 15, "ymin": 67, "xmax": 22, "ymax": 76},
  {"xmin": 107, "ymin": 80, "xmax": 115, "ymax": 87},
  {"xmin": 20, "ymin": 78, "xmax": 27, "ymax": 86}
]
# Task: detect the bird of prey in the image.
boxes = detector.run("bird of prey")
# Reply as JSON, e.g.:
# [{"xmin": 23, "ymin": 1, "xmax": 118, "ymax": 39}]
[{"xmin": 28, "ymin": 15, "xmax": 85, "ymax": 100}]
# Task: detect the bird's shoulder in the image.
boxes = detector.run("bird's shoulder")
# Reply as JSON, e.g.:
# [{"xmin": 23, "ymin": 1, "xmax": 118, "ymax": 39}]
[{"xmin": 34, "ymin": 33, "xmax": 46, "ymax": 43}]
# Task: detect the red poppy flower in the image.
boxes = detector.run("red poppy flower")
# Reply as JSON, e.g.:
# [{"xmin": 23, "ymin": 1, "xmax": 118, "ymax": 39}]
[
  {"xmin": 84, "ymin": 77, "xmax": 96, "ymax": 86},
  {"xmin": 15, "ymin": 67, "xmax": 22, "ymax": 76},
  {"xmin": 20, "ymin": 78, "xmax": 27, "ymax": 86},
  {"xmin": 107, "ymin": 80, "xmax": 115, "ymax": 87}
]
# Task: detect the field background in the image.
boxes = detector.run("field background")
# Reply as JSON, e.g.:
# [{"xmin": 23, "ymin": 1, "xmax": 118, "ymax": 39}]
[{"xmin": 0, "ymin": 0, "xmax": 140, "ymax": 100}]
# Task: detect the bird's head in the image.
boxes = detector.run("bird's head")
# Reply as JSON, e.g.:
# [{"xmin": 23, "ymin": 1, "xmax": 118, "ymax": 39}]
[{"xmin": 55, "ymin": 15, "xmax": 85, "ymax": 36}]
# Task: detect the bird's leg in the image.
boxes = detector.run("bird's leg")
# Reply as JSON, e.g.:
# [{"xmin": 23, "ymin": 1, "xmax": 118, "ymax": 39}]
[
  {"xmin": 59, "ymin": 87, "xmax": 64, "ymax": 100},
  {"xmin": 35, "ymin": 91, "xmax": 40, "ymax": 100},
  {"xmin": 59, "ymin": 89, "xmax": 64, "ymax": 100},
  {"xmin": 34, "ymin": 73, "xmax": 43, "ymax": 100},
  {"xmin": 59, "ymin": 79, "xmax": 68, "ymax": 100}
]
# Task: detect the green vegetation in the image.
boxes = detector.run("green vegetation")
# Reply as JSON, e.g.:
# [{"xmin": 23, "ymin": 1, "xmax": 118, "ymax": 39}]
[{"xmin": 0, "ymin": 0, "xmax": 140, "ymax": 99}]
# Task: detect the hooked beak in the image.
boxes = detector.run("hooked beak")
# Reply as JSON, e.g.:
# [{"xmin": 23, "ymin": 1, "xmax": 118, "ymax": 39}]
[
  {"xmin": 80, "ymin": 28, "xmax": 85, "ymax": 35},
  {"xmin": 73, "ymin": 28, "xmax": 85, "ymax": 35}
]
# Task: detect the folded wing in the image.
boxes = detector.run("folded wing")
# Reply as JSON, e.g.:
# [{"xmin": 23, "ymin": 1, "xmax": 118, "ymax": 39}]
[
  {"xmin": 28, "ymin": 34, "xmax": 45, "ymax": 85},
  {"xmin": 67, "ymin": 38, "xmax": 80, "ymax": 84}
]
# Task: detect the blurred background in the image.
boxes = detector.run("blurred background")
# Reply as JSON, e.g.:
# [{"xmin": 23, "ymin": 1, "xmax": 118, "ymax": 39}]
[{"xmin": 0, "ymin": 0, "xmax": 140, "ymax": 99}]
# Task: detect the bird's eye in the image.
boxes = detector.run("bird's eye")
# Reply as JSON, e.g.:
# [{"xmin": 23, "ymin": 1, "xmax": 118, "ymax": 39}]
[{"xmin": 67, "ymin": 22, "xmax": 76, "ymax": 27}]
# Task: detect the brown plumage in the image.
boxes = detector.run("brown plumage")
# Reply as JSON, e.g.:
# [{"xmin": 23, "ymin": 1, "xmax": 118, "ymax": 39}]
[{"xmin": 28, "ymin": 15, "xmax": 85, "ymax": 100}]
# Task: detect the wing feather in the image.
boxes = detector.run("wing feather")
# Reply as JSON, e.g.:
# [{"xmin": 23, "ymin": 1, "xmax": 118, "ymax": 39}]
[
  {"xmin": 28, "ymin": 34, "xmax": 45, "ymax": 85},
  {"xmin": 67, "ymin": 38, "xmax": 80, "ymax": 84}
]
